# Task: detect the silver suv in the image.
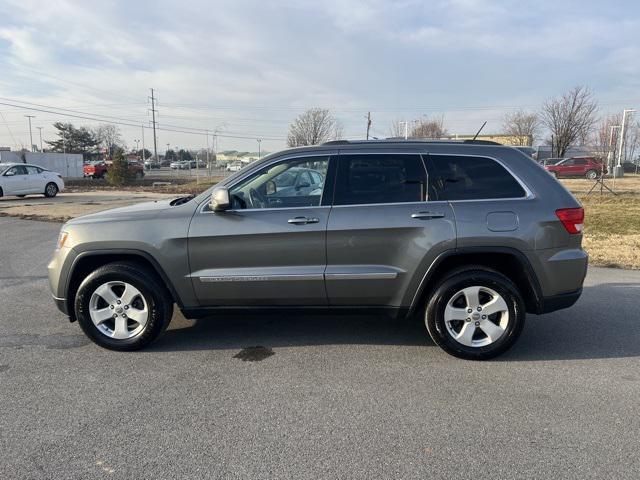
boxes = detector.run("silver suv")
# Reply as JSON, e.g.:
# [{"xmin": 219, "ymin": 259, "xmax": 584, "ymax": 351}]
[{"xmin": 48, "ymin": 140, "xmax": 588, "ymax": 360}]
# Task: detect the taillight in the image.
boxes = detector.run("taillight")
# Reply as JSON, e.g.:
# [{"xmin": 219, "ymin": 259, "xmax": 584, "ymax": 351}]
[{"xmin": 556, "ymin": 207, "xmax": 584, "ymax": 234}]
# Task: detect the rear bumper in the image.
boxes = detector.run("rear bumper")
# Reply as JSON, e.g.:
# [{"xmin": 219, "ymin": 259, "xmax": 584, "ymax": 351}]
[{"xmin": 539, "ymin": 288, "xmax": 582, "ymax": 314}]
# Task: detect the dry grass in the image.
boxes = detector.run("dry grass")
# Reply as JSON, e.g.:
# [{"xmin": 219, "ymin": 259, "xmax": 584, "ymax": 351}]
[{"xmin": 565, "ymin": 174, "xmax": 640, "ymax": 269}]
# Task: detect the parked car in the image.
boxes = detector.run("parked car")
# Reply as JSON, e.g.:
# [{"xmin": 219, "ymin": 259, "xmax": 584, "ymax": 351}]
[
  {"xmin": 49, "ymin": 140, "xmax": 588, "ymax": 360},
  {"xmin": 144, "ymin": 160, "xmax": 161, "ymax": 170},
  {"xmin": 622, "ymin": 162, "xmax": 639, "ymax": 174},
  {"xmin": 539, "ymin": 157, "xmax": 564, "ymax": 166},
  {"xmin": 127, "ymin": 161, "xmax": 145, "ymax": 178},
  {"xmin": 545, "ymin": 156, "xmax": 605, "ymax": 179},
  {"xmin": 170, "ymin": 161, "xmax": 183, "ymax": 169},
  {"xmin": 1, "ymin": 162, "xmax": 64, "ymax": 198},
  {"xmin": 83, "ymin": 161, "xmax": 108, "ymax": 179},
  {"xmin": 226, "ymin": 162, "xmax": 243, "ymax": 172}
]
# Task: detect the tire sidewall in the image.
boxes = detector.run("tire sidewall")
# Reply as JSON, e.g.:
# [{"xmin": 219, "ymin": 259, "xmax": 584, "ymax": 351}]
[
  {"xmin": 75, "ymin": 266, "xmax": 169, "ymax": 350},
  {"xmin": 45, "ymin": 182, "xmax": 58, "ymax": 197},
  {"xmin": 426, "ymin": 270, "xmax": 525, "ymax": 360}
]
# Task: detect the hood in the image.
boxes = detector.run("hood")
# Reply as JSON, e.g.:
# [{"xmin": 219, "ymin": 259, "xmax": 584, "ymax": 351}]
[{"xmin": 67, "ymin": 198, "xmax": 178, "ymax": 225}]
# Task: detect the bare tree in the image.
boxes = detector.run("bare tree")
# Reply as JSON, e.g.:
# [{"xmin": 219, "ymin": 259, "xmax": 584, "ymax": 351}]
[
  {"xmin": 93, "ymin": 124, "xmax": 124, "ymax": 157},
  {"xmin": 502, "ymin": 109, "xmax": 539, "ymax": 146},
  {"xmin": 287, "ymin": 108, "xmax": 343, "ymax": 147},
  {"xmin": 410, "ymin": 115, "xmax": 447, "ymax": 139},
  {"xmin": 389, "ymin": 119, "xmax": 405, "ymax": 138},
  {"xmin": 592, "ymin": 114, "xmax": 621, "ymax": 163},
  {"xmin": 541, "ymin": 86, "xmax": 598, "ymax": 157}
]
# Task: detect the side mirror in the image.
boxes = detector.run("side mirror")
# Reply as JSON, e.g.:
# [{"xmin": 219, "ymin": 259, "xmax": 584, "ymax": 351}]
[
  {"xmin": 210, "ymin": 187, "xmax": 231, "ymax": 212},
  {"xmin": 4, "ymin": 170, "xmax": 15, "ymax": 176}
]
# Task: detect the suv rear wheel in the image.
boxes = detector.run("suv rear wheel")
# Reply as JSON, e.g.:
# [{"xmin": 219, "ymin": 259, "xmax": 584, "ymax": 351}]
[
  {"xmin": 425, "ymin": 267, "xmax": 525, "ymax": 360},
  {"xmin": 74, "ymin": 262, "xmax": 173, "ymax": 350}
]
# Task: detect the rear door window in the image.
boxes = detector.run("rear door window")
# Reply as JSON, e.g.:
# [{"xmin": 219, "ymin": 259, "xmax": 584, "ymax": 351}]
[
  {"xmin": 333, "ymin": 154, "xmax": 427, "ymax": 205},
  {"xmin": 426, "ymin": 155, "xmax": 526, "ymax": 201}
]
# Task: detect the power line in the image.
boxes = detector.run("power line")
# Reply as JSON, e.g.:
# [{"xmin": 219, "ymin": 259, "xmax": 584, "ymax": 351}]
[{"xmin": 0, "ymin": 100, "xmax": 286, "ymax": 141}]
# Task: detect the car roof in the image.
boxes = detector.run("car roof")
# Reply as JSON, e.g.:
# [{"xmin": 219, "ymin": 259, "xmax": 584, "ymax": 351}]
[{"xmin": 0, "ymin": 162, "xmax": 41, "ymax": 168}]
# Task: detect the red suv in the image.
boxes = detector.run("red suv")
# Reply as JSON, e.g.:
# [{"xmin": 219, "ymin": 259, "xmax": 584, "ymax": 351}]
[
  {"xmin": 83, "ymin": 161, "xmax": 108, "ymax": 179},
  {"xmin": 83, "ymin": 161, "xmax": 144, "ymax": 179},
  {"xmin": 545, "ymin": 157, "xmax": 605, "ymax": 179}
]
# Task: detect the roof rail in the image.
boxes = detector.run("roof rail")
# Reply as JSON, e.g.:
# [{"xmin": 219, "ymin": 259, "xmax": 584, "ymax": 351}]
[{"xmin": 322, "ymin": 139, "xmax": 503, "ymax": 146}]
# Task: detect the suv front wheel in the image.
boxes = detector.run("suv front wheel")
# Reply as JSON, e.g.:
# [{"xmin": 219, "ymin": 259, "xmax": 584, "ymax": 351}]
[
  {"xmin": 425, "ymin": 268, "xmax": 525, "ymax": 360},
  {"xmin": 74, "ymin": 262, "xmax": 173, "ymax": 350}
]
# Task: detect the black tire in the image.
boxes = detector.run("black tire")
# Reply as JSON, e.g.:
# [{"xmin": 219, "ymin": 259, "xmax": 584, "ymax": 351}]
[
  {"xmin": 585, "ymin": 169, "xmax": 598, "ymax": 180},
  {"xmin": 425, "ymin": 267, "xmax": 525, "ymax": 360},
  {"xmin": 17, "ymin": 194, "xmax": 26, "ymax": 198},
  {"xmin": 0, "ymin": 187, "xmax": 3, "ymax": 197},
  {"xmin": 44, "ymin": 182, "xmax": 58, "ymax": 198},
  {"xmin": 74, "ymin": 262, "xmax": 173, "ymax": 351}
]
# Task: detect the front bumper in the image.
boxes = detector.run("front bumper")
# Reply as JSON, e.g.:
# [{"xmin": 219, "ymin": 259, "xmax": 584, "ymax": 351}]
[{"xmin": 52, "ymin": 294, "xmax": 69, "ymax": 315}]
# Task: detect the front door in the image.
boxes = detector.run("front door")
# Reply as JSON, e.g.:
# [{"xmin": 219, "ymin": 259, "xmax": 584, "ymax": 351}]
[
  {"xmin": 2, "ymin": 165, "xmax": 29, "ymax": 195},
  {"xmin": 188, "ymin": 154, "xmax": 334, "ymax": 306},
  {"xmin": 325, "ymin": 152, "xmax": 456, "ymax": 307}
]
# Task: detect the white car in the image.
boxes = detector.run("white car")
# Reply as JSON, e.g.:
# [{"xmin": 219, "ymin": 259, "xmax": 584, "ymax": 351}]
[
  {"xmin": 226, "ymin": 163, "xmax": 243, "ymax": 172},
  {"xmin": 0, "ymin": 163, "xmax": 65, "ymax": 198}
]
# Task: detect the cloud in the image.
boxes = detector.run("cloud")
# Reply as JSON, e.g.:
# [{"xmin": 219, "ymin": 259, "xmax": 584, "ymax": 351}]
[{"xmin": 0, "ymin": 0, "xmax": 638, "ymax": 150}]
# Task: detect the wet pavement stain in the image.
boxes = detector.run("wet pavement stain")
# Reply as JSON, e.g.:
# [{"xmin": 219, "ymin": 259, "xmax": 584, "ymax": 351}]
[
  {"xmin": 0, "ymin": 334, "xmax": 90, "ymax": 349},
  {"xmin": 233, "ymin": 346, "xmax": 274, "ymax": 362}
]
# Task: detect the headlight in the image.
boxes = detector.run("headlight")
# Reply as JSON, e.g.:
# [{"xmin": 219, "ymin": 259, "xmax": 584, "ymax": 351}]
[{"xmin": 56, "ymin": 230, "xmax": 71, "ymax": 249}]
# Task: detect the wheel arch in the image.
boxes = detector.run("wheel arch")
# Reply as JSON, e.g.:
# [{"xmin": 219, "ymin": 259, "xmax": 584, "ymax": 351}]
[
  {"xmin": 65, "ymin": 249, "xmax": 183, "ymax": 321},
  {"xmin": 409, "ymin": 247, "xmax": 543, "ymax": 315}
]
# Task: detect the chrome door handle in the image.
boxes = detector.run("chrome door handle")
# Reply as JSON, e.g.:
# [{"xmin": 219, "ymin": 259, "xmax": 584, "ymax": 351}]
[
  {"xmin": 411, "ymin": 212, "xmax": 445, "ymax": 219},
  {"xmin": 288, "ymin": 216, "xmax": 319, "ymax": 225}
]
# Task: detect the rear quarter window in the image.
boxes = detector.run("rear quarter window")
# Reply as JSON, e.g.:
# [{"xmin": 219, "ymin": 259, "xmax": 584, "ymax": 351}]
[{"xmin": 427, "ymin": 155, "xmax": 526, "ymax": 201}]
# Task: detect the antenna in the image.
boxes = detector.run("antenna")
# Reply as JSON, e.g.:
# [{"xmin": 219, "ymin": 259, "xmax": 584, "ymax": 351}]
[{"xmin": 472, "ymin": 121, "xmax": 487, "ymax": 141}]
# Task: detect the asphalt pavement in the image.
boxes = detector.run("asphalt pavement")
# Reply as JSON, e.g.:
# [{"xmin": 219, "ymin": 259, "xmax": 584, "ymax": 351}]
[{"xmin": 1, "ymin": 216, "xmax": 639, "ymax": 479}]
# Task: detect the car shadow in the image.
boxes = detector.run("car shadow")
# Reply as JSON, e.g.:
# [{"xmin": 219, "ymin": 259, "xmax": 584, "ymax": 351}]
[{"xmin": 148, "ymin": 283, "xmax": 640, "ymax": 361}]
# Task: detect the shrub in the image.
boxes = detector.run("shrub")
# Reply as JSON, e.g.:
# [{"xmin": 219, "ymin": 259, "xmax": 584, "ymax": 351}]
[{"xmin": 106, "ymin": 150, "xmax": 134, "ymax": 186}]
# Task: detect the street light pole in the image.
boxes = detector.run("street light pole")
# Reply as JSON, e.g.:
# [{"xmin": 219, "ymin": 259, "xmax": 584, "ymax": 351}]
[
  {"xmin": 25, "ymin": 115, "xmax": 35, "ymax": 152},
  {"xmin": 257, "ymin": 138, "xmax": 262, "ymax": 159},
  {"xmin": 617, "ymin": 109, "xmax": 636, "ymax": 168}
]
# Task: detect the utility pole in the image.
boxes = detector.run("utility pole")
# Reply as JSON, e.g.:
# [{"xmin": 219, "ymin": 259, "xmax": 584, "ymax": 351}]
[
  {"xmin": 25, "ymin": 115, "xmax": 35, "ymax": 152},
  {"xmin": 141, "ymin": 126, "xmax": 146, "ymax": 164},
  {"xmin": 257, "ymin": 138, "xmax": 262, "ymax": 158},
  {"xmin": 36, "ymin": 127, "xmax": 43, "ymax": 152},
  {"xmin": 149, "ymin": 88, "xmax": 159, "ymax": 162},
  {"xmin": 607, "ymin": 125, "xmax": 620, "ymax": 171},
  {"xmin": 366, "ymin": 112, "xmax": 371, "ymax": 140},
  {"xmin": 205, "ymin": 131, "xmax": 211, "ymax": 178},
  {"xmin": 134, "ymin": 139, "xmax": 140, "ymax": 153}
]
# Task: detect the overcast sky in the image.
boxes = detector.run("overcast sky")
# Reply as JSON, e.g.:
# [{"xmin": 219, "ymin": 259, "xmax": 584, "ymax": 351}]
[{"xmin": 0, "ymin": 0, "xmax": 638, "ymax": 152}]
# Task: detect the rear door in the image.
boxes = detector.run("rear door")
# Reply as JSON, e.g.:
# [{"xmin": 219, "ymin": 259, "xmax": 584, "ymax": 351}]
[
  {"xmin": 25, "ymin": 165, "xmax": 45, "ymax": 193},
  {"xmin": 325, "ymin": 151, "xmax": 456, "ymax": 307},
  {"xmin": 188, "ymin": 153, "xmax": 335, "ymax": 306}
]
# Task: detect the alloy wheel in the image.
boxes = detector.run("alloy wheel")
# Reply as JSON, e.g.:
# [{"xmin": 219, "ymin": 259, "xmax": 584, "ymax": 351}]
[
  {"xmin": 89, "ymin": 281, "xmax": 149, "ymax": 339},
  {"xmin": 443, "ymin": 286, "xmax": 509, "ymax": 347}
]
